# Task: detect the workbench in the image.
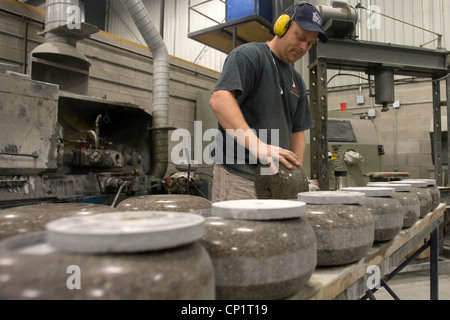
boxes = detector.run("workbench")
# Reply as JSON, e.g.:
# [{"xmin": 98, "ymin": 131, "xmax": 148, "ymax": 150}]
[{"xmin": 289, "ymin": 203, "xmax": 446, "ymax": 300}]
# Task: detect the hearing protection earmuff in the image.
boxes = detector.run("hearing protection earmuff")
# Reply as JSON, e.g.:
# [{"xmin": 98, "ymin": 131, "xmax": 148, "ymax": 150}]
[
  {"xmin": 273, "ymin": 2, "xmax": 306, "ymax": 38},
  {"xmin": 273, "ymin": 13, "xmax": 292, "ymax": 37}
]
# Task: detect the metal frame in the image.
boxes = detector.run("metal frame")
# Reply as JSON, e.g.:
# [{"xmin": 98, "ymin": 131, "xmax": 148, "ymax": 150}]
[
  {"xmin": 309, "ymin": 38, "xmax": 450, "ymax": 189},
  {"xmin": 361, "ymin": 228, "xmax": 440, "ymax": 300}
]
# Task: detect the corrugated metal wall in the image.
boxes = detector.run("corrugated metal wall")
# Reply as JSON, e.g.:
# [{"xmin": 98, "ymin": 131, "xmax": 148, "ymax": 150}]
[
  {"xmin": 298, "ymin": 0, "xmax": 450, "ymax": 88},
  {"xmin": 108, "ymin": 0, "xmax": 227, "ymax": 72},
  {"xmin": 106, "ymin": 0, "xmax": 449, "ymax": 88}
]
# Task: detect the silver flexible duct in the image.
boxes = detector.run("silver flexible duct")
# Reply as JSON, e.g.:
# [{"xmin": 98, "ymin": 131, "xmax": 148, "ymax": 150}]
[{"xmin": 121, "ymin": 0, "xmax": 170, "ymax": 180}]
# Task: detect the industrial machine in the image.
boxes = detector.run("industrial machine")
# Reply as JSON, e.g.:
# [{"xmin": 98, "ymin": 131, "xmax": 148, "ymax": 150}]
[
  {"xmin": 303, "ymin": 111, "xmax": 384, "ymax": 189},
  {"xmin": 0, "ymin": 0, "xmax": 170, "ymax": 208}
]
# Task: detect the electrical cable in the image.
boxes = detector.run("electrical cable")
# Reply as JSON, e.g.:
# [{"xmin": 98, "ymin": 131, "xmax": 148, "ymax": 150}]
[{"xmin": 355, "ymin": 3, "xmax": 443, "ymax": 48}]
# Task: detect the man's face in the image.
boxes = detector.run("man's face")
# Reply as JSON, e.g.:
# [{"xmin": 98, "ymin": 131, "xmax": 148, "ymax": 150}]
[{"xmin": 278, "ymin": 22, "xmax": 319, "ymax": 64}]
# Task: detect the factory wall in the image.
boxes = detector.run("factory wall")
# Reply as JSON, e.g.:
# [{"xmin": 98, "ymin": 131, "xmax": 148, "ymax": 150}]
[{"xmin": 327, "ymin": 80, "xmax": 448, "ymax": 181}]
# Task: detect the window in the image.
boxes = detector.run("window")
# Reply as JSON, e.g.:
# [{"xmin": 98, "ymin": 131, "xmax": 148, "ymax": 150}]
[{"xmin": 82, "ymin": 0, "xmax": 107, "ymax": 31}]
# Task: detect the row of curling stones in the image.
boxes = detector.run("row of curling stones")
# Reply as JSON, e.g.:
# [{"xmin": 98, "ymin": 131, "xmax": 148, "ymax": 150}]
[
  {"xmin": 297, "ymin": 191, "xmax": 375, "ymax": 267},
  {"xmin": 0, "ymin": 211, "xmax": 215, "ymax": 300},
  {"xmin": 366, "ymin": 182, "xmax": 420, "ymax": 228},
  {"xmin": 0, "ymin": 203, "xmax": 118, "ymax": 241},
  {"xmin": 341, "ymin": 187, "xmax": 403, "ymax": 242},
  {"xmin": 118, "ymin": 195, "xmax": 317, "ymax": 300},
  {"xmin": 391, "ymin": 180, "xmax": 433, "ymax": 218},
  {"xmin": 197, "ymin": 200, "xmax": 317, "ymax": 300},
  {"xmin": 400, "ymin": 179, "xmax": 440, "ymax": 212}
]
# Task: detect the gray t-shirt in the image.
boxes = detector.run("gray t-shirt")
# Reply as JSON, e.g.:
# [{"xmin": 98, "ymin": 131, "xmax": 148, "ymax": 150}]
[{"xmin": 211, "ymin": 42, "xmax": 314, "ymax": 180}]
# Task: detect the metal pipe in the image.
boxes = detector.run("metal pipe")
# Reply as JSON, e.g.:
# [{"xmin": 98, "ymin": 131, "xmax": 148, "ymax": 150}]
[
  {"xmin": 45, "ymin": 0, "xmax": 79, "ymax": 43},
  {"xmin": 430, "ymin": 228, "xmax": 439, "ymax": 300},
  {"xmin": 120, "ymin": 0, "xmax": 169, "ymax": 180},
  {"xmin": 111, "ymin": 180, "xmax": 130, "ymax": 208}
]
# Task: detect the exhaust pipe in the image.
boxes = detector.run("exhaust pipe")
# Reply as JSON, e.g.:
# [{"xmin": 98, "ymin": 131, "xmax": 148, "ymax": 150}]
[
  {"xmin": 120, "ymin": 0, "xmax": 170, "ymax": 180},
  {"xmin": 30, "ymin": 0, "xmax": 98, "ymax": 95}
]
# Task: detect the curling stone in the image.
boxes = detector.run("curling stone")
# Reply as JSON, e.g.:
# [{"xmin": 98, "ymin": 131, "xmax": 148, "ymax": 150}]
[
  {"xmin": 199, "ymin": 199, "xmax": 316, "ymax": 300},
  {"xmin": 298, "ymin": 191, "xmax": 374, "ymax": 266},
  {"xmin": 254, "ymin": 163, "xmax": 309, "ymax": 199},
  {"xmin": 341, "ymin": 187, "xmax": 403, "ymax": 242},
  {"xmin": 0, "ymin": 203, "xmax": 118, "ymax": 241},
  {"xmin": 0, "ymin": 211, "xmax": 215, "ymax": 300}
]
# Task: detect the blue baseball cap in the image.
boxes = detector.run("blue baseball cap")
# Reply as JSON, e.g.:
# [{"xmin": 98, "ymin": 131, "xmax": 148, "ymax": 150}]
[{"xmin": 287, "ymin": 3, "xmax": 328, "ymax": 43}]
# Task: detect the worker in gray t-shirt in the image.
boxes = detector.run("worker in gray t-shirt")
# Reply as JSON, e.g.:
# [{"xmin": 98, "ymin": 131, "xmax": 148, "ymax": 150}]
[{"xmin": 209, "ymin": 3, "xmax": 328, "ymax": 201}]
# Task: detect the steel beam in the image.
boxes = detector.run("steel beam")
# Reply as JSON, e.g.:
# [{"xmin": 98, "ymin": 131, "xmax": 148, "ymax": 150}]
[
  {"xmin": 433, "ymin": 79, "xmax": 443, "ymax": 186},
  {"xmin": 309, "ymin": 60, "xmax": 329, "ymax": 189},
  {"xmin": 311, "ymin": 39, "xmax": 449, "ymax": 78}
]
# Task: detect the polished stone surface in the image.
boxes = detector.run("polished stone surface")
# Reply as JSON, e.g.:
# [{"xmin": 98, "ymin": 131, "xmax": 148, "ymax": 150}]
[
  {"xmin": 0, "ymin": 203, "xmax": 118, "ymax": 241},
  {"xmin": 424, "ymin": 180, "xmax": 441, "ymax": 210},
  {"xmin": 254, "ymin": 163, "xmax": 309, "ymax": 199},
  {"xmin": 298, "ymin": 191, "xmax": 365, "ymax": 204},
  {"xmin": 197, "ymin": 202, "xmax": 317, "ymax": 300},
  {"xmin": 402, "ymin": 179, "xmax": 441, "ymax": 211},
  {"xmin": 0, "ymin": 232, "xmax": 215, "ymax": 300},
  {"xmin": 46, "ymin": 211, "xmax": 205, "ymax": 253},
  {"xmin": 298, "ymin": 191, "xmax": 374, "ymax": 266},
  {"xmin": 116, "ymin": 194, "xmax": 212, "ymax": 213},
  {"xmin": 342, "ymin": 187, "xmax": 403, "ymax": 242},
  {"xmin": 392, "ymin": 181, "xmax": 433, "ymax": 218},
  {"xmin": 367, "ymin": 182, "xmax": 420, "ymax": 228},
  {"xmin": 212, "ymin": 199, "xmax": 306, "ymax": 220}
]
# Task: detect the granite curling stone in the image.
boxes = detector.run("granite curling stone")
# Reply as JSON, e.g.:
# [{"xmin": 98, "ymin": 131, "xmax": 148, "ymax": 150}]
[
  {"xmin": 254, "ymin": 163, "xmax": 309, "ymax": 199},
  {"xmin": 403, "ymin": 179, "xmax": 440, "ymax": 211},
  {"xmin": 298, "ymin": 191, "xmax": 375, "ymax": 266},
  {"xmin": 116, "ymin": 194, "xmax": 212, "ymax": 213},
  {"xmin": 0, "ymin": 211, "xmax": 215, "ymax": 300},
  {"xmin": 341, "ymin": 187, "xmax": 403, "ymax": 242},
  {"xmin": 0, "ymin": 203, "xmax": 118, "ymax": 241},
  {"xmin": 198, "ymin": 199, "xmax": 317, "ymax": 300},
  {"xmin": 367, "ymin": 182, "xmax": 420, "ymax": 228},
  {"xmin": 391, "ymin": 180, "xmax": 433, "ymax": 218},
  {"xmin": 424, "ymin": 179, "xmax": 441, "ymax": 210}
]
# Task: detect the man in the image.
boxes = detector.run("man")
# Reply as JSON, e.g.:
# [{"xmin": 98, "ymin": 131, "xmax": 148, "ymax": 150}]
[{"xmin": 209, "ymin": 2, "xmax": 328, "ymax": 201}]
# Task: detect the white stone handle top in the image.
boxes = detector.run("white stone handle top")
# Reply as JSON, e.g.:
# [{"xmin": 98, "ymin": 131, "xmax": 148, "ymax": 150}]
[
  {"xmin": 46, "ymin": 211, "xmax": 205, "ymax": 253},
  {"xmin": 212, "ymin": 199, "xmax": 306, "ymax": 220}
]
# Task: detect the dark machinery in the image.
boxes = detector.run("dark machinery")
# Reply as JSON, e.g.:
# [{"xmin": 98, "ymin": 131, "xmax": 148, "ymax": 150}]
[{"xmin": 0, "ymin": 0, "xmax": 170, "ymax": 208}]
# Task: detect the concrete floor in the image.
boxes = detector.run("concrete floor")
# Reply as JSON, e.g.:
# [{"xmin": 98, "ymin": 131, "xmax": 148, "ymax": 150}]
[{"xmin": 373, "ymin": 258, "xmax": 450, "ymax": 300}]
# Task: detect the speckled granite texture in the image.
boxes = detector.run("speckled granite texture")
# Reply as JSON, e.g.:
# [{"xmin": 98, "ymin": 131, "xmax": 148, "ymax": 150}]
[
  {"xmin": 303, "ymin": 204, "xmax": 374, "ymax": 266},
  {"xmin": 359, "ymin": 196, "xmax": 403, "ymax": 242},
  {"xmin": 366, "ymin": 183, "xmax": 420, "ymax": 228},
  {"xmin": 0, "ymin": 232, "xmax": 215, "ymax": 300},
  {"xmin": 254, "ymin": 164, "xmax": 309, "ymax": 199},
  {"xmin": 393, "ymin": 192, "xmax": 420, "ymax": 228},
  {"xmin": 427, "ymin": 185, "xmax": 441, "ymax": 210},
  {"xmin": 410, "ymin": 187, "xmax": 433, "ymax": 218},
  {"xmin": 116, "ymin": 194, "xmax": 212, "ymax": 213},
  {"xmin": 198, "ymin": 213, "xmax": 317, "ymax": 300},
  {"xmin": 0, "ymin": 203, "xmax": 118, "ymax": 241}
]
